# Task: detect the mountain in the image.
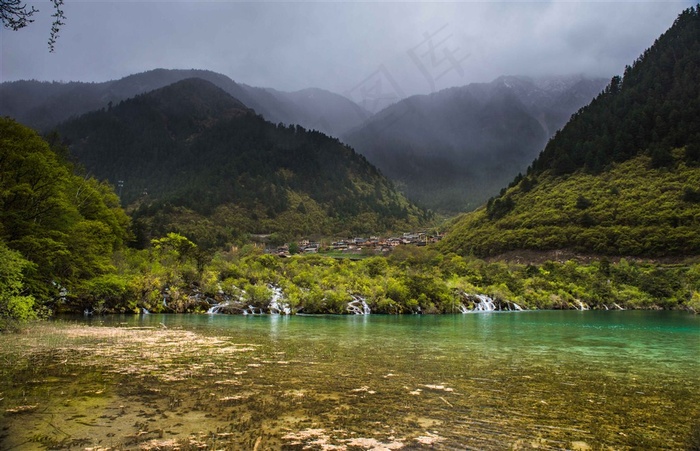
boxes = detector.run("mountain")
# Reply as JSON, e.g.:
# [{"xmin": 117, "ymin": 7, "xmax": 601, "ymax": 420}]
[
  {"xmin": 344, "ymin": 75, "xmax": 607, "ymax": 213},
  {"xmin": 439, "ymin": 5, "xmax": 700, "ymax": 258},
  {"xmin": 0, "ymin": 68, "xmax": 369, "ymax": 137},
  {"xmin": 56, "ymin": 78, "xmax": 425, "ymax": 248}
]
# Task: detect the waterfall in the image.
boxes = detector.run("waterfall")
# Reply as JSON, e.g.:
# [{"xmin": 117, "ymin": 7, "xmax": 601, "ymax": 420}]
[
  {"xmin": 207, "ymin": 284, "xmax": 248, "ymax": 315},
  {"xmin": 473, "ymin": 294, "xmax": 496, "ymax": 311},
  {"xmin": 457, "ymin": 291, "xmax": 524, "ymax": 313},
  {"xmin": 207, "ymin": 302, "xmax": 233, "ymax": 314},
  {"xmin": 575, "ymin": 300, "xmax": 589, "ymax": 311},
  {"xmin": 347, "ymin": 296, "xmax": 371, "ymax": 315},
  {"xmin": 268, "ymin": 285, "xmax": 291, "ymax": 315},
  {"xmin": 142, "ymin": 308, "xmax": 150, "ymax": 314}
]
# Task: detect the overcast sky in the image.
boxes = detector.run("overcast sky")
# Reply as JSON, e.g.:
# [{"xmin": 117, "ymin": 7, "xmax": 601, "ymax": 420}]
[{"xmin": 1, "ymin": 1, "xmax": 694, "ymax": 98}]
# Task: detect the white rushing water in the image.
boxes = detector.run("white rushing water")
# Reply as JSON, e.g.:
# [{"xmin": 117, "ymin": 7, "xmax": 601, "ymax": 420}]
[
  {"xmin": 208, "ymin": 285, "xmax": 291, "ymax": 315},
  {"xmin": 347, "ymin": 296, "xmax": 371, "ymax": 315},
  {"xmin": 457, "ymin": 291, "xmax": 524, "ymax": 313},
  {"xmin": 268, "ymin": 285, "xmax": 291, "ymax": 315},
  {"xmin": 207, "ymin": 302, "xmax": 231, "ymax": 314},
  {"xmin": 473, "ymin": 294, "xmax": 496, "ymax": 311}
]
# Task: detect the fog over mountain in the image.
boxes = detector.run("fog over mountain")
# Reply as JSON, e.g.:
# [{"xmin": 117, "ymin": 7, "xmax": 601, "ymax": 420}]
[{"xmin": 345, "ymin": 75, "xmax": 607, "ymax": 212}]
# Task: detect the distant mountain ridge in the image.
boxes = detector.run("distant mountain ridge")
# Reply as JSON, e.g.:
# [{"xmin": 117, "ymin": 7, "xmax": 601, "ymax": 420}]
[
  {"xmin": 344, "ymin": 75, "xmax": 607, "ymax": 213},
  {"xmin": 0, "ymin": 68, "xmax": 370, "ymax": 137},
  {"xmin": 56, "ymin": 78, "xmax": 425, "ymax": 248},
  {"xmin": 439, "ymin": 5, "xmax": 700, "ymax": 258}
]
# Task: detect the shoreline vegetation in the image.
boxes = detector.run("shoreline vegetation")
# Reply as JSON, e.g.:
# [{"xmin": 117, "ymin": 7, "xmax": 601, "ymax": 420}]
[{"xmin": 54, "ymin": 244, "xmax": 700, "ymax": 317}]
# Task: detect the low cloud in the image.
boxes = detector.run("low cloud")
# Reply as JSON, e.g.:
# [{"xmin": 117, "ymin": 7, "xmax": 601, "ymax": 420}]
[{"xmin": 1, "ymin": 1, "xmax": 692, "ymax": 96}]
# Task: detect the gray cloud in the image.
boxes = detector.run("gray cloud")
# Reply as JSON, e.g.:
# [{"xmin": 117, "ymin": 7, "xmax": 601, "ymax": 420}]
[{"xmin": 1, "ymin": 1, "xmax": 693, "ymax": 97}]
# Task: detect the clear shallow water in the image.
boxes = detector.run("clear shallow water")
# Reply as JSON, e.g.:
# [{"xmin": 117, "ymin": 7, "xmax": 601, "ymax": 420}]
[{"xmin": 0, "ymin": 311, "xmax": 698, "ymax": 450}]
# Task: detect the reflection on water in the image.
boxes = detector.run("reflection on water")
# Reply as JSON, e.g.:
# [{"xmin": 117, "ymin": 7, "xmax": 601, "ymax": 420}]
[{"xmin": 0, "ymin": 311, "xmax": 698, "ymax": 450}]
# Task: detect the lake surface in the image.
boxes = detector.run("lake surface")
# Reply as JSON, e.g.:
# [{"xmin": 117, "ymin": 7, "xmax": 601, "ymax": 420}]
[{"xmin": 0, "ymin": 311, "xmax": 698, "ymax": 450}]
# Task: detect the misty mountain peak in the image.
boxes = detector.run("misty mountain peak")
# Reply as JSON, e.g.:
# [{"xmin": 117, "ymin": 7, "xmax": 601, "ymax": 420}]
[{"xmin": 345, "ymin": 74, "xmax": 607, "ymax": 213}]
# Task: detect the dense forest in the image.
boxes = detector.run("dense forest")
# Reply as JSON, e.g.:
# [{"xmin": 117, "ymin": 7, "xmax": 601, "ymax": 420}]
[
  {"xmin": 56, "ymin": 78, "xmax": 427, "ymax": 248},
  {"xmin": 441, "ymin": 5, "xmax": 700, "ymax": 258}
]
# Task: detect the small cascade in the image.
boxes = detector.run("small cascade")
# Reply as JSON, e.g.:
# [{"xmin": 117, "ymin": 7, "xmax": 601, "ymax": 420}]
[
  {"xmin": 612, "ymin": 303, "xmax": 625, "ymax": 310},
  {"xmin": 83, "ymin": 308, "xmax": 92, "ymax": 316},
  {"xmin": 207, "ymin": 284, "xmax": 250, "ymax": 315},
  {"xmin": 602, "ymin": 304, "xmax": 609, "ymax": 311},
  {"xmin": 268, "ymin": 285, "xmax": 292, "ymax": 315},
  {"xmin": 575, "ymin": 300, "xmax": 590, "ymax": 311},
  {"xmin": 473, "ymin": 294, "xmax": 496, "ymax": 311},
  {"xmin": 347, "ymin": 296, "xmax": 371, "ymax": 315},
  {"xmin": 142, "ymin": 308, "xmax": 150, "ymax": 314},
  {"xmin": 456, "ymin": 290, "xmax": 524, "ymax": 313},
  {"xmin": 207, "ymin": 302, "xmax": 229, "ymax": 314}
]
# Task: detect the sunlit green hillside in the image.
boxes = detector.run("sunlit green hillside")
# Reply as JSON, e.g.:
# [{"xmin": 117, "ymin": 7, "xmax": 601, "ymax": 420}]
[{"xmin": 440, "ymin": 150, "xmax": 700, "ymax": 257}]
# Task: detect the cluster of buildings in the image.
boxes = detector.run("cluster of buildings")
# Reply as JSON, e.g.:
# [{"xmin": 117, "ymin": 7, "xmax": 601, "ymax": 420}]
[{"xmin": 273, "ymin": 232, "xmax": 443, "ymax": 256}]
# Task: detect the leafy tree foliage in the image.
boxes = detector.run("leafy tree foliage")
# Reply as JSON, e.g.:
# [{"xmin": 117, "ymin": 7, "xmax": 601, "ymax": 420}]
[
  {"xmin": 0, "ymin": 242, "xmax": 35, "ymax": 330},
  {"xmin": 0, "ymin": 118, "xmax": 130, "ymax": 306},
  {"xmin": 0, "ymin": 0, "xmax": 65, "ymax": 51}
]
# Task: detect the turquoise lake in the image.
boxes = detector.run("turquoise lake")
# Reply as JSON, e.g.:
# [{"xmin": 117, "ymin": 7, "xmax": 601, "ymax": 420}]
[{"xmin": 1, "ymin": 311, "xmax": 698, "ymax": 449}]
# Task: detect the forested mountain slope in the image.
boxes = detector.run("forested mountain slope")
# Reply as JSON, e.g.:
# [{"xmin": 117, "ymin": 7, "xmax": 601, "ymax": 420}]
[
  {"xmin": 440, "ymin": 5, "xmax": 700, "ymax": 258},
  {"xmin": 57, "ymin": 78, "xmax": 425, "ymax": 247}
]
